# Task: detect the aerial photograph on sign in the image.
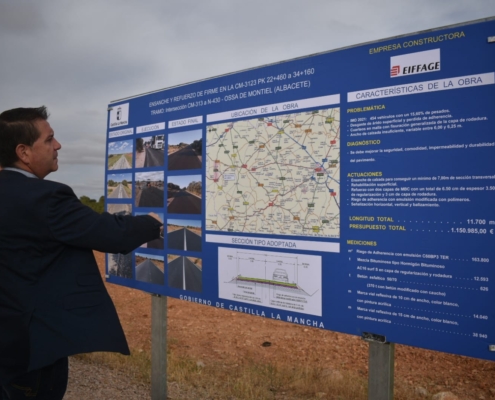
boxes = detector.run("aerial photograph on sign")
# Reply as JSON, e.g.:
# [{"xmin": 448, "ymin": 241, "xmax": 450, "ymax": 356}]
[
  {"xmin": 167, "ymin": 174, "xmax": 202, "ymax": 214},
  {"xmin": 168, "ymin": 129, "xmax": 202, "ymax": 171},
  {"xmin": 135, "ymin": 171, "xmax": 165, "ymax": 208},
  {"xmin": 107, "ymin": 173, "xmax": 132, "ymax": 199},
  {"xmin": 167, "ymin": 218, "xmax": 202, "ymax": 252},
  {"xmin": 135, "ymin": 135, "xmax": 165, "ymax": 168},
  {"xmin": 206, "ymin": 108, "xmax": 340, "ymax": 237}
]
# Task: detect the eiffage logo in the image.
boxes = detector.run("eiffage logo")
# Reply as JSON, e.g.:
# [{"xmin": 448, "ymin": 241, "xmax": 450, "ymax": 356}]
[
  {"xmin": 390, "ymin": 65, "xmax": 400, "ymax": 77},
  {"xmin": 390, "ymin": 49, "xmax": 440, "ymax": 78}
]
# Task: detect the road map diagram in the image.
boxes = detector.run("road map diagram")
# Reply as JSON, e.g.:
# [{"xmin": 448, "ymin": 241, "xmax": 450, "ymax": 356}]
[
  {"xmin": 218, "ymin": 247, "xmax": 322, "ymax": 316},
  {"xmin": 206, "ymin": 108, "xmax": 340, "ymax": 238}
]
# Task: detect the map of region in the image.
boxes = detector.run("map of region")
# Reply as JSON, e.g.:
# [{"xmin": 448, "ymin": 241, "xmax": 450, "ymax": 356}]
[{"xmin": 206, "ymin": 107, "xmax": 340, "ymax": 238}]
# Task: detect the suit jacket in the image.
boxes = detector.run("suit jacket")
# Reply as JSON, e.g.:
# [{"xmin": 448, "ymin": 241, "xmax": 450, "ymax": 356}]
[{"xmin": 0, "ymin": 170, "xmax": 161, "ymax": 384}]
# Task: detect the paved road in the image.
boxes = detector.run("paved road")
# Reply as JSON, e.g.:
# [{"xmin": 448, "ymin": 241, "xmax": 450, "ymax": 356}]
[
  {"xmin": 107, "ymin": 204, "xmax": 132, "ymax": 214},
  {"xmin": 136, "ymin": 259, "xmax": 164, "ymax": 285},
  {"xmin": 168, "ymin": 191, "xmax": 201, "ymax": 214},
  {"xmin": 144, "ymin": 147, "xmax": 164, "ymax": 167},
  {"xmin": 147, "ymin": 237, "xmax": 164, "ymax": 249},
  {"xmin": 110, "ymin": 155, "xmax": 131, "ymax": 170},
  {"xmin": 168, "ymin": 256, "xmax": 202, "ymax": 292},
  {"xmin": 138, "ymin": 187, "xmax": 164, "ymax": 207},
  {"xmin": 108, "ymin": 183, "xmax": 130, "ymax": 199},
  {"xmin": 168, "ymin": 145, "xmax": 201, "ymax": 170},
  {"xmin": 168, "ymin": 257, "xmax": 184, "ymax": 290},
  {"xmin": 183, "ymin": 257, "xmax": 202, "ymax": 292},
  {"xmin": 168, "ymin": 228, "xmax": 201, "ymax": 251}
]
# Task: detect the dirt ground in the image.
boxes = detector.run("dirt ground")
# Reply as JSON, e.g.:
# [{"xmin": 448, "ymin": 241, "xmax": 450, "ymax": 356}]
[{"xmin": 94, "ymin": 252, "xmax": 495, "ymax": 399}]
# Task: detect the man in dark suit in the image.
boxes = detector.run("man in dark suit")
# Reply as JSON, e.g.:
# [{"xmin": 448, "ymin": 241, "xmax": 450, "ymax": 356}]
[{"xmin": 0, "ymin": 106, "xmax": 162, "ymax": 399}]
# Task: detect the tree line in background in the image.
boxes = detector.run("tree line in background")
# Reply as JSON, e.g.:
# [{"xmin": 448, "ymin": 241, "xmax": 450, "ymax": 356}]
[
  {"xmin": 191, "ymin": 138, "xmax": 202, "ymax": 153},
  {"xmin": 167, "ymin": 181, "xmax": 202, "ymax": 196},
  {"xmin": 80, "ymin": 195, "xmax": 105, "ymax": 213},
  {"xmin": 108, "ymin": 179, "xmax": 129, "ymax": 187}
]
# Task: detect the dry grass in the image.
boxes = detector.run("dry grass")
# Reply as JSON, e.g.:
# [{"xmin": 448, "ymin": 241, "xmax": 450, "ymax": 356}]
[{"xmin": 75, "ymin": 348, "xmax": 429, "ymax": 400}]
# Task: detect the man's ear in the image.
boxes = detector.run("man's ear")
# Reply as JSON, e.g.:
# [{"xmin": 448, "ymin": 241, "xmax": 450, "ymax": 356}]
[{"xmin": 15, "ymin": 144, "xmax": 31, "ymax": 166}]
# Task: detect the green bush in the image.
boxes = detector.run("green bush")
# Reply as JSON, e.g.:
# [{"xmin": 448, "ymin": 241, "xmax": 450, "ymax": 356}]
[{"xmin": 80, "ymin": 195, "xmax": 105, "ymax": 214}]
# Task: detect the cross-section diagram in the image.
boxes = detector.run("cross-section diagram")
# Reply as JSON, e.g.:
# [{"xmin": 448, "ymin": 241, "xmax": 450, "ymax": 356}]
[{"xmin": 218, "ymin": 247, "xmax": 322, "ymax": 316}]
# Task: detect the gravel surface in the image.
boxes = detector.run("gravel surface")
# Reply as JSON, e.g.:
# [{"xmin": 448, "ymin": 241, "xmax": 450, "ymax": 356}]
[
  {"xmin": 65, "ymin": 357, "xmax": 151, "ymax": 400},
  {"xmin": 65, "ymin": 357, "xmax": 203, "ymax": 400}
]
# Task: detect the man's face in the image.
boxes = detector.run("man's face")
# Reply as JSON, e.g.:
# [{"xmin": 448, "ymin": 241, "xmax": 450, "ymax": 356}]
[{"xmin": 27, "ymin": 119, "xmax": 62, "ymax": 179}]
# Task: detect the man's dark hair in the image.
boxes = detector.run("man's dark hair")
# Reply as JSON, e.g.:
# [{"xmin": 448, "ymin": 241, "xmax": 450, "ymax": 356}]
[{"xmin": 0, "ymin": 106, "xmax": 49, "ymax": 167}]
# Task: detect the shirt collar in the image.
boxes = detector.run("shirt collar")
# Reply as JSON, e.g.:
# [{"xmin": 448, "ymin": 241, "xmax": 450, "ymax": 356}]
[{"xmin": 3, "ymin": 167, "xmax": 39, "ymax": 179}]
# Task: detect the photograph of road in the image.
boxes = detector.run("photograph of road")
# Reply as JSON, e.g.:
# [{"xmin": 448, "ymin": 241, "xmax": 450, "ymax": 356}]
[
  {"xmin": 107, "ymin": 204, "xmax": 133, "ymax": 279},
  {"xmin": 135, "ymin": 135, "xmax": 165, "ymax": 168},
  {"xmin": 108, "ymin": 139, "xmax": 133, "ymax": 170},
  {"xmin": 107, "ymin": 173, "xmax": 132, "ymax": 199},
  {"xmin": 168, "ymin": 129, "xmax": 202, "ymax": 171},
  {"xmin": 135, "ymin": 212, "xmax": 164, "ymax": 249},
  {"xmin": 135, "ymin": 253, "xmax": 164, "ymax": 285},
  {"xmin": 167, "ymin": 219, "xmax": 201, "ymax": 252},
  {"xmin": 167, "ymin": 174, "xmax": 201, "ymax": 214},
  {"xmin": 168, "ymin": 255, "xmax": 202, "ymax": 292},
  {"xmin": 107, "ymin": 203, "xmax": 132, "ymax": 215},
  {"xmin": 135, "ymin": 171, "xmax": 164, "ymax": 208}
]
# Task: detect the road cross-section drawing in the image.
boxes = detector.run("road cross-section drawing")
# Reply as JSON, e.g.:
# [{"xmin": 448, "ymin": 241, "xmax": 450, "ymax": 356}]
[{"xmin": 218, "ymin": 248, "xmax": 322, "ymax": 316}]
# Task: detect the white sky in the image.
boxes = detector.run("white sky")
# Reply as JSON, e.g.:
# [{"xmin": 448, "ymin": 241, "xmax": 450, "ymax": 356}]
[
  {"xmin": 136, "ymin": 171, "xmax": 164, "ymax": 182},
  {"xmin": 108, "ymin": 139, "xmax": 133, "ymax": 155},
  {"xmin": 1, "ymin": 0, "xmax": 494, "ymax": 198}
]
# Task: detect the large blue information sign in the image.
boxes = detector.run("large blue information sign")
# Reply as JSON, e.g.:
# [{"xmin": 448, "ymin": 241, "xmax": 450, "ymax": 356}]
[{"xmin": 105, "ymin": 18, "xmax": 495, "ymax": 361}]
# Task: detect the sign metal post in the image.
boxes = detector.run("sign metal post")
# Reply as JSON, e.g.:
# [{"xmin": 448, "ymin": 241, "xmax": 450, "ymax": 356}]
[
  {"xmin": 151, "ymin": 294, "xmax": 168, "ymax": 400},
  {"xmin": 368, "ymin": 340, "xmax": 395, "ymax": 400}
]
